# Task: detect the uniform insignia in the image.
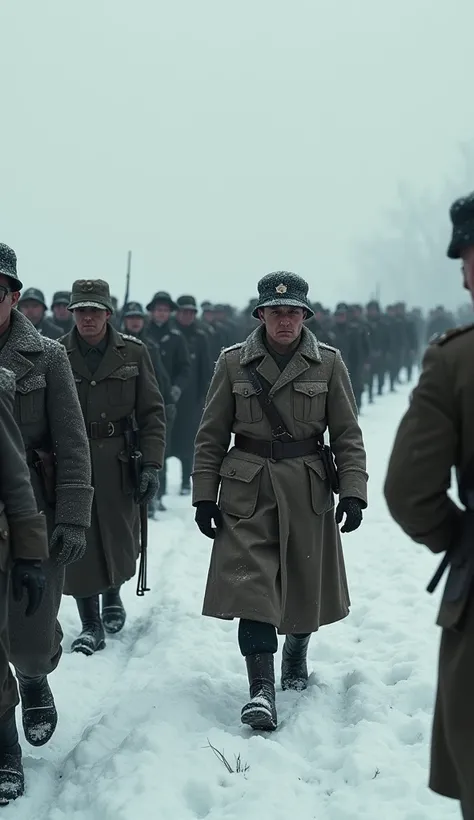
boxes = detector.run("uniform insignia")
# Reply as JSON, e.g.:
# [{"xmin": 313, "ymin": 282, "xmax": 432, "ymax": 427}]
[
  {"xmin": 161, "ymin": 334, "xmax": 170, "ymax": 343},
  {"xmin": 223, "ymin": 342, "xmax": 243, "ymax": 352},
  {"xmin": 171, "ymin": 329, "xmax": 181, "ymax": 336},
  {"xmin": 83, "ymin": 281, "xmax": 94, "ymax": 291},
  {"xmin": 430, "ymin": 323, "xmax": 474, "ymax": 346},
  {"xmin": 275, "ymin": 283, "xmax": 287, "ymax": 294},
  {"xmin": 120, "ymin": 333, "xmax": 143, "ymax": 345},
  {"xmin": 318, "ymin": 342, "xmax": 337, "ymax": 352}
]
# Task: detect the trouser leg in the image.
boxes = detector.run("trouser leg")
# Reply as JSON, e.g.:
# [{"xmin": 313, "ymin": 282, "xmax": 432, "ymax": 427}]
[
  {"xmin": 0, "ymin": 573, "xmax": 18, "ymax": 720},
  {"xmin": 9, "ymin": 560, "xmax": 63, "ymax": 679},
  {"xmin": 238, "ymin": 619, "xmax": 278, "ymax": 656},
  {"xmin": 180, "ymin": 457, "xmax": 193, "ymax": 491}
]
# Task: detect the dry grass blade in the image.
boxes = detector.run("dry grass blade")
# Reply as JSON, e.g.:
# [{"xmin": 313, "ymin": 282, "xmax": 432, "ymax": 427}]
[{"xmin": 207, "ymin": 739, "xmax": 234, "ymax": 773}]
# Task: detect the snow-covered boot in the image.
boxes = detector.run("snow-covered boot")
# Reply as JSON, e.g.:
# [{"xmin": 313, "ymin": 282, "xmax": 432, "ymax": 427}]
[
  {"xmin": 102, "ymin": 587, "xmax": 126, "ymax": 634},
  {"xmin": 71, "ymin": 596, "xmax": 106, "ymax": 656},
  {"xmin": 17, "ymin": 672, "xmax": 57, "ymax": 746},
  {"xmin": 0, "ymin": 709, "xmax": 23, "ymax": 803},
  {"xmin": 241, "ymin": 653, "xmax": 277, "ymax": 731},
  {"xmin": 281, "ymin": 634, "xmax": 311, "ymax": 691}
]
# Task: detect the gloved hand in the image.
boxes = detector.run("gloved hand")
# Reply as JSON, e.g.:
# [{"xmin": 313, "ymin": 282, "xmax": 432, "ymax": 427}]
[
  {"xmin": 195, "ymin": 501, "xmax": 223, "ymax": 539},
  {"xmin": 11, "ymin": 560, "xmax": 46, "ymax": 617},
  {"xmin": 335, "ymin": 497, "xmax": 364, "ymax": 533},
  {"xmin": 136, "ymin": 465, "xmax": 160, "ymax": 505},
  {"xmin": 170, "ymin": 385, "xmax": 182, "ymax": 403},
  {"xmin": 50, "ymin": 524, "xmax": 87, "ymax": 566}
]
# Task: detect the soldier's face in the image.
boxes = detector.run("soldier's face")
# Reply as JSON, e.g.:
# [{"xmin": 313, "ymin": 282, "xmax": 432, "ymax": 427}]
[
  {"xmin": 74, "ymin": 307, "xmax": 110, "ymax": 340},
  {"xmin": 259, "ymin": 306, "xmax": 305, "ymax": 346},
  {"xmin": 19, "ymin": 300, "xmax": 44, "ymax": 325},
  {"xmin": 124, "ymin": 316, "xmax": 144, "ymax": 333},
  {"xmin": 53, "ymin": 304, "xmax": 69, "ymax": 320},
  {"xmin": 151, "ymin": 304, "xmax": 171, "ymax": 324},
  {"xmin": 176, "ymin": 308, "xmax": 196, "ymax": 327},
  {"xmin": 0, "ymin": 275, "xmax": 19, "ymax": 328},
  {"xmin": 203, "ymin": 310, "xmax": 214, "ymax": 323}
]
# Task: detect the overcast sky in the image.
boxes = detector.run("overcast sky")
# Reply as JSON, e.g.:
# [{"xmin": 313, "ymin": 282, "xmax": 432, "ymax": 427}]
[{"xmin": 1, "ymin": 0, "xmax": 473, "ymax": 310}]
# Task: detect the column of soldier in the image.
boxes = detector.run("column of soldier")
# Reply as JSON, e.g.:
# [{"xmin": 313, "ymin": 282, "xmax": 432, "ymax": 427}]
[{"xmin": 0, "ymin": 235, "xmax": 470, "ymax": 805}]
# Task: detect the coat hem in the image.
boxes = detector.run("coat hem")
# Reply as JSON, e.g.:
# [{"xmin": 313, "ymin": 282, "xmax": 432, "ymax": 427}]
[{"xmin": 202, "ymin": 606, "xmax": 350, "ymax": 633}]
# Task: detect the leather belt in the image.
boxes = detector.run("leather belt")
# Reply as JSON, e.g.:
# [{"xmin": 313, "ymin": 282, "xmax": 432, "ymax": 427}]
[
  {"xmin": 234, "ymin": 433, "xmax": 322, "ymax": 461},
  {"xmin": 88, "ymin": 419, "xmax": 127, "ymax": 440}
]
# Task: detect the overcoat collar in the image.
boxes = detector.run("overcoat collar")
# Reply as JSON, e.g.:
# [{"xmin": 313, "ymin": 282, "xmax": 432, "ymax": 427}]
[
  {"xmin": 239, "ymin": 325, "xmax": 322, "ymax": 395},
  {"xmin": 62, "ymin": 325, "xmax": 127, "ymax": 382},
  {"xmin": 0, "ymin": 309, "xmax": 44, "ymax": 381}
]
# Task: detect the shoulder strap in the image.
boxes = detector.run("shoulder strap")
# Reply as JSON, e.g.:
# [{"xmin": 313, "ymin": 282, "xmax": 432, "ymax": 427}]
[{"xmin": 246, "ymin": 363, "xmax": 293, "ymax": 441}]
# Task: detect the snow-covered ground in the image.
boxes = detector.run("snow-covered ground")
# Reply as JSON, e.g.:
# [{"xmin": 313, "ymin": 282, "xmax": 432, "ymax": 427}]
[{"xmin": 8, "ymin": 384, "xmax": 461, "ymax": 820}]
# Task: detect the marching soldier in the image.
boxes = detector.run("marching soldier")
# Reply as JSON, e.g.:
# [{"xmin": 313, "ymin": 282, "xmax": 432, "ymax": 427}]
[
  {"xmin": 50, "ymin": 291, "xmax": 74, "ymax": 334},
  {"xmin": 0, "ymin": 367, "xmax": 49, "ymax": 802},
  {"xmin": 193, "ymin": 272, "xmax": 367, "ymax": 730},
  {"xmin": 0, "ymin": 244, "xmax": 93, "ymax": 750},
  {"xmin": 384, "ymin": 192, "xmax": 474, "ymax": 820},
  {"xmin": 61, "ymin": 280, "xmax": 166, "ymax": 652},
  {"xmin": 17, "ymin": 288, "xmax": 63, "ymax": 340},
  {"xmin": 366, "ymin": 300, "xmax": 390, "ymax": 400}
]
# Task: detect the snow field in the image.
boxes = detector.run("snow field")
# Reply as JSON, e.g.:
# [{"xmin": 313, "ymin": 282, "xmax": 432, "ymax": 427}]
[{"xmin": 6, "ymin": 383, "xmax": 461, "ymax": 819}]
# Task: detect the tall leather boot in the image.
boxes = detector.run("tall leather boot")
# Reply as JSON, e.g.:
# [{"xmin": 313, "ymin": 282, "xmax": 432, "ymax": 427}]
[
  {"xmin": 16, "ymin": 671, "xmax": 57, "ymax": 746},
  {"xmin": 102, "ymin": 587, "xmax": 126, "ymax": 634},
  {"xmin": 241, "ymin": 653, "xmax": 277, "ymax": 731},
  {"xmin": 0, "ymin": 708, "xmax": 23, "ymax": 803},
  {"xmin": 281, "ymin": 634, "xmax": 311, "ymax": 691},
  {"xmin": 71, "ymin": 596, "xmax": 106, "ymax": 656}
]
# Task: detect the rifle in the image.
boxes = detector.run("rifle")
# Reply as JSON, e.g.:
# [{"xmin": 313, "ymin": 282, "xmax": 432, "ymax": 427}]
[
  {"xmin": 123, "ymin": 414, "xmax": 150, "ymax": 597},
  {"xmin": 119, "ymin": 250, "xmax": 132, "ymax": 329}
]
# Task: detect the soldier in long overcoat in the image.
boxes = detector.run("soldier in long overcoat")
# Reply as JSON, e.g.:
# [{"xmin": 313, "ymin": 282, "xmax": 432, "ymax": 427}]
[
  {"xmin": 0, "ymin": 366, "xmax": 49, "ymax": 801},
  {"xmin": 193, "ymin": 272, "xmax": 368, "ymax": 731},
  {"xmin": 61, "ymin": 280, "xmax": 166, "ymax": 654},
  {"xmin": 384, "ymin": 193, "xmax": 474, "ymax": 820},
  {"xmin": 0, "ymin": 244, "xmax": 93, "ymax": 749}
]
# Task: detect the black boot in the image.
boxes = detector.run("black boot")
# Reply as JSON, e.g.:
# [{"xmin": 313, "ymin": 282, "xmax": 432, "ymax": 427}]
[
  {"xmin": 16, "ymin": 672, "xmax": 57, "ymax": 746},
  {"xmin": 281, "ymin": 634, "xmax": 311, "ymax": 691},
  {"xmin": 0, "ymin": 709, "xmax": 23, "ymax": 803},
  {"xmin": 102, "ymin": 587, "xmax": 126, "ymax": 634},
  {"xmin": 241, "ymin": 653, "xmax": 277, "ymax": 731},
  {"xmin": 71, "ymin": 596, "xmax": 106, "ymax": 656}
]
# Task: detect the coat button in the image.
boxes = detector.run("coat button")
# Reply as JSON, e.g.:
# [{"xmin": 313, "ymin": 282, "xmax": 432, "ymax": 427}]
[
  {"xmin": 309, "ymin": 389, "xmax": 314, "ymax": 395},
  {"xmin": 100, "ymin": 412, "xmax": 106, "ymax": 419},
  {"xmin": 228, "ymin": 468, "xmax": 236, "ymax": 476},
  {"xmin": 1, "ymin": 530, "xmax": 7, "ymax": 539},
  {"xmin": 244, "ymin": 389, "xmax": 249, "ymax": 396},
  {"xmin": 91, "ymin": 380, "xmax": 97, "ymax": 386}
]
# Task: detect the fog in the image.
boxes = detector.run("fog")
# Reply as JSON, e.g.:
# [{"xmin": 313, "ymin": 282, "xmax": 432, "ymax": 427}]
[{"xmin": 1, "ymin": 0, "xmax": 473, "ymax": 311}]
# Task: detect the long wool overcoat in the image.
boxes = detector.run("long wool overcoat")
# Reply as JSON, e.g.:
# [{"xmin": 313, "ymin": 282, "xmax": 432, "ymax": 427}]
[
  {"xmin": 192, "ymin": 325, "xmax": 368, "ymax": 635},
  {"xmin": 62, "ymin": 326, "xmax": 166, "ymax": 597},
  {"xmin": 384, "ymin": 325, "xmax": 474, "ymax": 806}
]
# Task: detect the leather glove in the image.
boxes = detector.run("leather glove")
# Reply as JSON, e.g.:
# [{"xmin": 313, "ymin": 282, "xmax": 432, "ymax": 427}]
[
  {"xmin": 195, "ymin": 501, "xmax": 223, "ymax": 539},
  {"xmin": 50, "ymin": 524, "xmax": 87, "ymax": 566},
  {"xmin": 335, "ymin": 497, "xmax": 364, "ymax": 533},
  {"xmin": 11, "ymin": 560, "xmax": 46, "ymax": 617},
  {"xmin": 170, "ymin": 385, "xmax": 182, "ymax": 403},
  {"xmin": 136, "ymin": 465, "xmax": 160, "ymax": 505}
]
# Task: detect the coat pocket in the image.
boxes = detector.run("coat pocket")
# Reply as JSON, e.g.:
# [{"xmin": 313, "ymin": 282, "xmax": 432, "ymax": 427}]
[
  {"xmin": 218, "ymin": 456, "xmax": 263, "ymax": 518},
  {"xmin": 293, "ymin": 381, "xmax": 328, "ymax": 423},
  {"xmin": 305, "ymin": 457, "xmax": 334, "ymax": 515},
  {"xmin": 232, "ymin": 381, "xmax": 263, "ymax": 424},
  {"xmin": 107, "ymin": 365, "xmax": 139, "ymax": 406},
  {"xmin": 15, "ymin": 375, "xmax": 47, "ymax": 424},
  {"xmin": 117, "ymin": 450, "xmax": 134, "ymax": 496}
]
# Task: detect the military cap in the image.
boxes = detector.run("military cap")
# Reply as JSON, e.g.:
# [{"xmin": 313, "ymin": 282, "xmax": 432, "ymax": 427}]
[
  {"xmin": 68, "ymin": 279, "xmax": 114, "ymax": 313},
  {"xmin": 336, "ymin": 302, "xmax": 348, "ymax": 311},
  {"xmin": 447, "ymin": 193, "xmax": 474, "ymax": 259},
  {"xmin": 19, "ymin": 287, "xmax": 47, "ymax": 308},
  {"xmin": 51, "ymin": 290, "xmax": 71, "ymax": 308},
  {"xmin": 123, "ymin": 301, "xmax": 145, "ymax": 318},
  {"xmin": 146, "ymin": 291, "xmax": 177, "ymax": 312},
  {"xmin": 201, "ymin": 300, "xmax": 214, "ymax": 311},
  {"xmin": 0, "ymin": 244, "xmax": 23, "ymax": 291},
  {"xmin": 176, "ymin": 295, "xmax": 198, "ymax": 311},
  {"xmin": 252, "ymin": 272, "xmax": 314, "ymax": 319}
]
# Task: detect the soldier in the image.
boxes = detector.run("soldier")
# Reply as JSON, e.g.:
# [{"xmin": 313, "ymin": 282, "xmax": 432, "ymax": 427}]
[
  {"xmin": 384, "ymin": 193, "xmax": 474, "ymax": 820},
  {"xmin": 0, "ymin": 244, "xmax": 93, "ymax": 749},
  {"xmin": 385, "ymin": 304, "xmax": 402, "ymax": 390},
  {"xmin": 332, "ymin": 303, "xmax": 366, "ymax": 412},
  {"xmin": 0, "ymin": 367, "xmax": 48, "ymax": 802},
  {"xmin": 146, "ymin": 291, "xmax": 190, "ymax": 508},
  {"xmin": 305, "ymin": 302, "xmax": 337, "ymax": 345},
  {"xmin": 366, "ymin": 300, "xmax": 390, "ymax": 400},
  {"xmin": 171, "ymin": 296, "xmax": 212, "ymax": 494},
  {"xmin": 425, "ymin": 305, "xmax": 456, "ymax": 343},
  {"xmin": 193, "ymin": 272, "xmax": 367, "ymax": 730},
  {"xmin": 394, "ymin": 301, "xmax": 417, "ymax": 382},
  {"xmin": 200, "ymin": 301, "xmax": 225, "ymax": 363},
  {"xmin": 50, "ymin": 291, "xmax": 74, "ymax": 334},
  {"xmin": 17, "ymin": 288, "xmax": 63, "ymax": 340},
  {"xmin": 62, "ymin": 280, "xmax": 166, "ymax": 652}
]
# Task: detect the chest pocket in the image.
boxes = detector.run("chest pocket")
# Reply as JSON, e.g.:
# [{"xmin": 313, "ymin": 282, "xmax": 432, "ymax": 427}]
[
  {"xmin": 15, "ymin": 375, "xmax": 47, "ymax": 424},
  {"xmin": 107, "ymin": 364, "xmax": 139, "ymax": 406},
  {"xmin": 293, "ymin": 381, "xmax": 328, "ymax": 423},
  {"xmin": 232, "ymin": 381, "xmax": 263, "ymax": 424}
]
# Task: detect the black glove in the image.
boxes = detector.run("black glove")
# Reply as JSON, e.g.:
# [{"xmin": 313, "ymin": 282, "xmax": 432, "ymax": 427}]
[
  {"xmin": 11, "ymin": 560, "xmax": 46, "ymax": 617},
  {"xmin": 135, "ymin": 466, "xmax": 160, "ymax": 505},
  {"xmin": 50, "ymin": 524, "xmax": 87, "ymax": 566},
  {"xmin": 195, "ymin": 501, "xmax": 223, "ymax": 539},
  {"xmin": 335, "ymin": 497, "xmax": 364, "ymax": 533}
]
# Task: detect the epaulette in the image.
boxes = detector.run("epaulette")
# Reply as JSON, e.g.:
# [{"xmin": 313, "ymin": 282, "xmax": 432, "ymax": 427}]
[
  {"xmin": 318, "ymin": 342, "xmax": 337, "ymax": 352},
  {"xmin": 121, "ymin": 333, "xmax": 143, "ymax": 345},
  {"xmin": 170, "ymin": 328, "xmax": 181, "ymax": 336},
  {"xmin": 223, "ymin": 343, "xmax": 244, "ymax": 353},
  {"xmin": 430, "ymin": 323, "xmax": 474, "ymax": 346}
]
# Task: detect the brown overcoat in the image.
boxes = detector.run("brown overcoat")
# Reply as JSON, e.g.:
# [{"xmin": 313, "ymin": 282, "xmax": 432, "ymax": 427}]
[
  {"xmin": 384, "ymin": 326, "xmax": 474, "ymax": 805},
  {"xmin": 192, "ymin": 325, "xmax": 368, "ymax": 634},
  {"xmin": 62, "ymin": 326, "xmax": 166, "ymax": 597}
]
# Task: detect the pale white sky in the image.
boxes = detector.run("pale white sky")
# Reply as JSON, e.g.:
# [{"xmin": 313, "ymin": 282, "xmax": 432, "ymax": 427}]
[{"xmin": 1, "ymin": 0, "xmax": 473, "ymax": 310}]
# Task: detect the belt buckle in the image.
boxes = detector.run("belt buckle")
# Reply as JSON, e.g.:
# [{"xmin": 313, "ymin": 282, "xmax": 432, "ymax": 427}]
[
  {"xmin": 269, "ymin": 439, "xmax": 283, "ymax": 460},
  {"xmin": 107, "ymin": 422, "xmax": 115, "ymax": 437}
]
